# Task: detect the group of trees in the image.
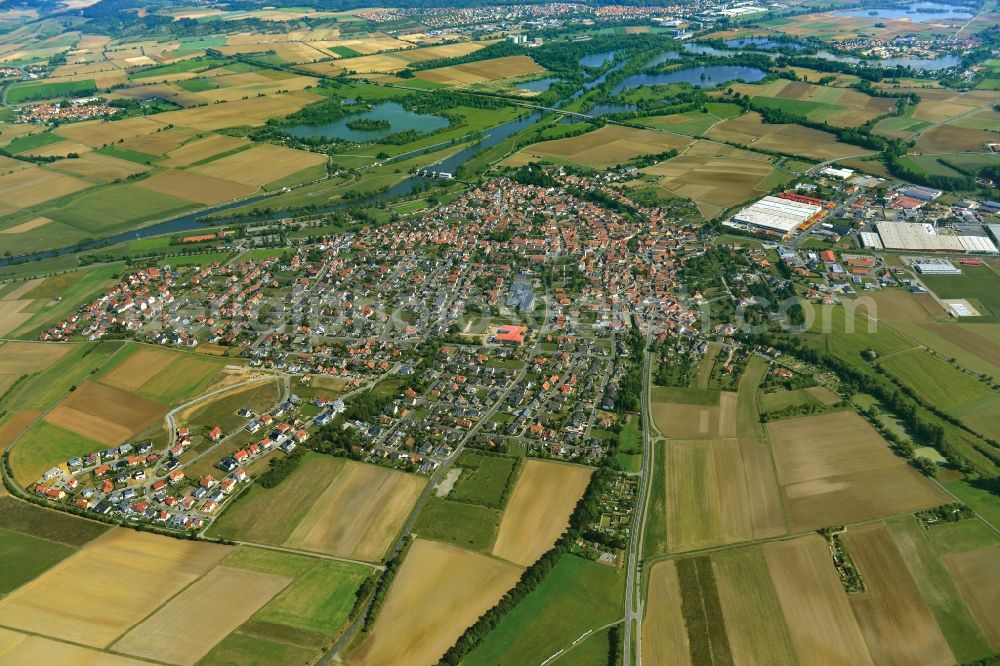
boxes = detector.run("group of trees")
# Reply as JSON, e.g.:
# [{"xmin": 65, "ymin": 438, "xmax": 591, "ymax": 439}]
[{"xmin": 257, "ymin": 448, "xmax": 304, "ymax": 489}]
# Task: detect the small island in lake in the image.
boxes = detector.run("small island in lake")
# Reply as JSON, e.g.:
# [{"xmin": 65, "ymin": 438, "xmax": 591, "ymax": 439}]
[{"xmin": 345, "ymin": 118, "xmax": 391, "ymax": 131}]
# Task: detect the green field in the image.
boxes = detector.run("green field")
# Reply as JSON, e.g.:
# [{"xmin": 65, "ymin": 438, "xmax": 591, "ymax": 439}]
[
  {"xmin": 758, "ymin": 387, "xmax": 823, "ymax": 413},
  {"xmin": 130, "ymin": 56, "xmax": 229, "ymax": 80},
  {"xmin": 209, "ymin": 453, "xmax": 345, "ymax": 545},
  {"xmin": 552, "ymin": 626, "xmax": 616, "ymax": 666},
  {"xmin": 946, "ymin": 479, "xmax": 1000, "ymax": 529},
  {"xmin": 412, "ymin": 496, "xmax": 500, "ymax": 552},
  {"xmin": 886, "ymin": 515, "xmax": 994, "ymax": 662},
  {"xmin": 9, "ymin": 420, "xmax": 107, "ymax": 486},
  {"xmin": 920, "ymin": 265, "xmax": 1000, "ymax": 319},
  {"xmin": 196, "ymin": 632, "xmax": 315, "ymax": 666},
  {"xmin": 175, "ymin": 77, "xmax": 221, "ymax": 92},
  {"xmin": 3, "ymin": 131, "xmax": 63, "ymax": 154},
  {"xmin": 94, "ymin": 145, "xmax": 160, "ymax": 164},
  {"xmin": 329, "ymin": 45, "xmax": 361, "ymax": 57},
  {"xmin": 0, "ymin": 496, "xmax": 108, "ymax": 546},
  {"xmin": 448, "ymin": 451, "xmax": 518, "ymax": 508},
  {"xmin": 643, "ymin": 440, "xmax": 668, "ymax": 559},
  {"xmin": 218, "ymin": 545, "xmax": 371, "ymax": 655},
  {"xmin": 0, "ymin": 527, "xmax": 75, "ymax": 593},
  {"xmin": 183, "ymin": 379, "xmax": 280, "ymax": 433},
  {"xmin": 464, "ymin": 555, "xmax": 625, "ymax": 666},
  {"xmin": 8, "ymin": 265, "xmax": 122, "ymax": 339},
  {"xmin": 7, "ymin": 78, "xmax": 97, "ymax": 103},
  {"xmin": 96, "ymin": 343, "xmax": 227, "ymax": 403},
  {"xmin": 640, "ymin": 103, "xmax": 742, "ymax": 136},
  {"xmin": 676, "ymin": 555, "xmax": 733, "ymax": 665},
  {"xmin": 254, "ymin": 559, "xmax": 369, "ymax": 634},
  {"xmin": 43, "ymin": 183, "xmax": 196, "ymax": 235},
  {"xmin": 10, "ymin": 341, "xmax": 124, "ymax": 411}
]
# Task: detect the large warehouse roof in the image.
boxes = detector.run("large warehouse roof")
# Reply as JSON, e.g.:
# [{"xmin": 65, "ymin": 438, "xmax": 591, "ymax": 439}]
[
  {"xmin": 874, "ymin": 222, "xmax": 999, "ymax": 254},
  {"xmin": 733, "ymin": 196, "xmax": 822, "ymax": 233}
]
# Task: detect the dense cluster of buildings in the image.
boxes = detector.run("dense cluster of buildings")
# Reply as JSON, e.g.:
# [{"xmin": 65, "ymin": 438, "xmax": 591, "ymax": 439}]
[{"xmin": 14, "ymin": 98, "xmax": 119, "ymax": 124}]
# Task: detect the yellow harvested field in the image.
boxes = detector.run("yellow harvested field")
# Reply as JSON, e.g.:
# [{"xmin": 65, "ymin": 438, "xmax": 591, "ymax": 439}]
[
  {"xmin": 844, "ymin": 524, "xmax": 954, "ymax": 666},
  {"xmin": 0, "ymin": 153, "xmax": 33, "ymax": 173},
  {"xmin": 664, "ymin": 437, "xmax": 781, "ymax": 552},
  {"xmin": 0, "ymin": 299, "xmax": 31, "ymax": 336},
  {"xmin": 0, "ymin": 341, "xmax": 70, "ymax": 373},
  {"xmin": 152, "ymin": 92, "xmax": 321, "ymax": 131},
  {"xmin": 348, "ymin": 539, "xmax": 521, "ymax": 666},
  {"xmin": 492, "ymin": 459, "xmax": 592, "ymax": 566},
  {"xmin": 943, "ymin": 546, "xmax": 1000, "ymax": 650},
  {"xmin": 55, "ymin": 116, "xmax": 167, "ymax": 148},
  {"xmin": 0, "ymin": 629, "xmax": 149, "ymax": 665},
  {"xmin": 50, "ymin": 151, "xmax": 151, "ymax": 183},
  {"xmin": 16, "ymin": 138, "xmax": 91, "ymax": 158},
  {"xmin": 118, "ymin": 127, "xmax": 196, "ymax": 156},
  {"xmin": 642, "ymin": 141, "xmax": 779, "ymax": 218},
  {"xmin": 765, "ymin": 535, "xmax": 874, "ymax": 666},
  {"xmin": 708, "ymin": 111, "xmax": 869, "ymax": 160},
  {"xmin": 652, "ymin": 391, "xmax": 736, "ymax": 439},
  {"xmin": 113, "ymin": 566, "xmax": 290, "ymax": 665},
  {"xmin": 415, "ymin": 55, "xmax": 543, "ymax": 86},
  {"xmin": 136, "ymin": 169, "xmax": 254, "ymax": 204},
  {"xmin": 909, "ymin": 89, "xmax": 993, "ymax": 123},
  {"xmin": 767, "ymin": 412, "xmax": 947, "ymax": 530},
  {"xmin": 642, "ymin": 560, "xmax": 691, "ymax": 666},
  {"xmin": 304, "ymin": 54, "xmax": 404, "ymax": 75},
  {"xmin": 163, "ymin": 134, "xmax": 249, "ymax": 167},
  {"xmin": 0, "ymin": 165, "xmax": 89, "ymax": 208},
  {"xmin": 44, "ymin": 380, "xmax": 167, "ymax": 446},
  {"xmin": 0, "ymin": 529, "xmax": 229, "ymax": 648},
  {"xmin": 191, "ymin": 143, "xmax": 326, "ymax": 188},
  {"xmin": 507, "ymin": 124, "xmax": 693, "ymax": 169},
  {"xmin": 403, "ymin": 41, "xmax": 487, "ymax": 61},
  {"xmin": 285, "ymin": 460, "xmax": 426, "ymax": 561}
]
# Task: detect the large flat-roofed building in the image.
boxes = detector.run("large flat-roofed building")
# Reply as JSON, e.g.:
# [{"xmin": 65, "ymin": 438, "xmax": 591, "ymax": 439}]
[
  {"xmin": 901, "ymin": 186, "xmax": 943, "ymax": 201},
  {"xmin": 913, "ymin": 261, "xmax": 961, "ymax": 274},
  {"xmin": 733, "ymin": 196, "xmax": 822, "ymax": 234},
  {"xmin": 874, "ymin": 222, "xmax": 999, "ymax": 254}
]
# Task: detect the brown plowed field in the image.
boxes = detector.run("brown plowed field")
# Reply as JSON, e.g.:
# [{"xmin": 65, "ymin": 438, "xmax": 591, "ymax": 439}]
[
  {"xmin": 44, "ymin": 380, "xmax": 166, "ymax": 446},
  {"xmin": 844, "ymin": 524, "xmax": 954, "ymax": 666},
  {"xmin": 767, "ymin": 412, "xmax": 947, "ymax": 530},
  {"xmin": 765, "ymin": 535, "xmax": 874, "ymax": 666}
]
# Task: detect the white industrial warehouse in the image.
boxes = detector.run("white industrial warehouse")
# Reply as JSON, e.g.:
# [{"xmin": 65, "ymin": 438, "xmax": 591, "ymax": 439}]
[
  {"xmin": 871, "ymin": 222, "xmax": 999, "ymax": 254},
  {"xmin": 732, "ymin": 196, "xmax": 822, "ymax": 234}
]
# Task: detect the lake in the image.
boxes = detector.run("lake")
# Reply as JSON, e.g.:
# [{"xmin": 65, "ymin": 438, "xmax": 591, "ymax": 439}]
[
  {"xmin": 645, "ymin": 51, "xmax": 682, "ymax": 67},
  {"xmin": 611, "ymin": 65, "xmax": 767, "ymax": 94},
  {"xmin": 284, "ymin": 102, "xmax": 449, "ymax": 142},
  {"xmin": 515, "ymin": 77, "xmax": 559, "ymax": 92},
  {"xmin": 831, "ymin": 3, "xmax": 974, "ymax": 22},
  {"xmin": 580, "ymin": 51, "xmax": 617, "ymax": 68},
  {"xmin": 723, "ymin": 37, "xmax": 805, "ymax": 51}
]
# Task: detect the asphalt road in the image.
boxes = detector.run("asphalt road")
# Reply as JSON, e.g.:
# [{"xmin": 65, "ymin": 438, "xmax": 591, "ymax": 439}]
[{"xmin": 623, "ymin": 345, "xmax": 653, "ymax": 666}]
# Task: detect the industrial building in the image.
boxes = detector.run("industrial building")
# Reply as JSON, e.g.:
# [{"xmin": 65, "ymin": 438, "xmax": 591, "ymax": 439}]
[
  {"xmin": 732, "ymin": 196, "xmax": 822, "ymax": 235},
  {"xmin": 901, "ymin": 186, "xmax": 943, "ymax": 202},
  {"xmin": 873, "ymin": 222, "xmax": 999, "ymax": 254},
  {"xmin": 913, "ymin": 261, "xmax": 961, "ymax": 275}
]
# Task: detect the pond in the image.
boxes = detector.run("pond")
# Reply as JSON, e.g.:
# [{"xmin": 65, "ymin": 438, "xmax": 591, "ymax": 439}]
[
  {"xmin": 815, "ymin": 49, "xmax": 961, "ymax": 70},
  {"xmin": 515, "ymin": 77, "xmax": 559, "ymax": 92},
  {"xmin": 682, "ymin": 43, "xmax": 730, "ymax": 56},
  {"xmin": 589, "ymin": 103, "xmax": 638, "ymax": 116},
  {"xmin": 644, "ymin": 51, "xmax": 682, "ymax": 67},
  {"xmin": 831, "ymin": 3, "xmax": 974, "ymax": 22},
  {"xmin": 580, "ymin": 51, "xmax": 617, "ymax": 68},
  {"xmin": 611, "ymin": 65, "xmax": 767, "ymax": 94},
  {"xmin": 284, "ymin": 102, "xmax": 450, "ymax": 142},
  {"xmin": 879, "ymin": 53, "xmax": 962, "ymax": 70},
  {"xmin": 723, "ymin": 37, "xmax": 805, "ymax": 51}
]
